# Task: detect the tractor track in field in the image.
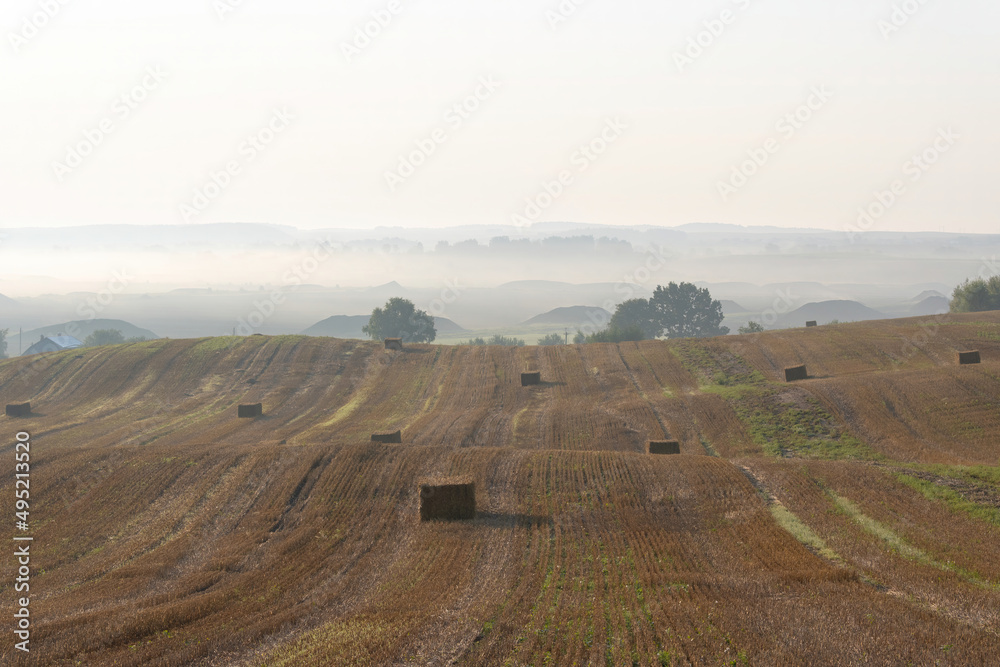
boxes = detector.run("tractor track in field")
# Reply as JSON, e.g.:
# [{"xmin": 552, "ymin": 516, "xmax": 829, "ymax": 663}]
[{"xmin": 615, "ymin": 344, "xmax": 671, "ymax": 441}]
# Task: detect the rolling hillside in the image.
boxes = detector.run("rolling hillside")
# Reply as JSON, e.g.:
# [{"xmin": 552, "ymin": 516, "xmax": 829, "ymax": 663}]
[
  {"xmin": 2, "ymin": 313, "xmax": 1000, "ymax": 664},
  {"xmin": 775, "ymin": 300, "xmax": 886, "ymax": 327}
]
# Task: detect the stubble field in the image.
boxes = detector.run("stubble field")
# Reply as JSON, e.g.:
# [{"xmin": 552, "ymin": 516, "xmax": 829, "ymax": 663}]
[{"xmin": 2, "ymin": 311, "xmax": 1000, "ymax": 665}]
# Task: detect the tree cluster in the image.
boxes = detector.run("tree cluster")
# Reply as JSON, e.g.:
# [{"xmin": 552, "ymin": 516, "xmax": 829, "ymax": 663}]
[
  {"xmin": 84, "ymin": 329, "xmax": 126, "ymax": 346},
  {"xmin": 82, "ymin": 329, "xmax": 148, "ymax": 346},
  {"xmin": 537, "ymin": 333, "xmax": 565, "ymax": 346},
  {"xmin": 462, "ymin": 334, "xmax": 525, "ymax": 347},
  {"xmin": 607, "ymin": 282, "xmax": 729, "ymax": 339},
  {"xmin": 951, "ymin": 276, "xmax": 1000, "ymax": 313},
  {"xmin": 575, "ymin": 326, "xmax": 646, "ymax": 344},
  {"xmin": 363, "ymin": 285, "xmax": 728, "ymax": 350}
]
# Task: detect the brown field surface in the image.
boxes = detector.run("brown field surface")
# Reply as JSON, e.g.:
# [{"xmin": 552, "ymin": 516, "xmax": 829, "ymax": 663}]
[{"xmin": 2, "ymin": 311, "xmax": 1000, "ymax": 665}]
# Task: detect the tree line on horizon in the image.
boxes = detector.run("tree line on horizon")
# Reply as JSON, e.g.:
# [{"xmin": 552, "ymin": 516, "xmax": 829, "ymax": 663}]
[
  {"xmin": 361, "ymin": 275, "xmax": 1000, "ymax": 346},
  {"xmin": 1, "ymin": 276, "xmax": 995, "ymax": 358},
  {"xmin": 361, "ymin": 282, "xmax": 730, "ymax": 346}
]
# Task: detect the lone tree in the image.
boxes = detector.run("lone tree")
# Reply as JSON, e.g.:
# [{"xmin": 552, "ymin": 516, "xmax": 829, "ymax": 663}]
[
  {"xmin": 362, "ymin": 297, "xmax": 436, "ymax": 343},
  {"xmin": 951, "ymin": 276, "xmax": 1000, "ymax": 313},
  {"xmin": 609, "ymin": 298, "xmax": 660, "ymax": 339},
  {"xmin": 84, "ymin": 329, "xmax": 126, "ymax": 347},
  {"xmin": 649, "ymin": 282, "xmax": 729, "ymax": 338},
  {"xmin": 0, "ymin": 328, "xmax": 7, "ymax": 358}
]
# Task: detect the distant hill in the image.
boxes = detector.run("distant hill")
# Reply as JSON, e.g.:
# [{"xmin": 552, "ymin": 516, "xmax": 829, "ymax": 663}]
[
  {"xmin": 777, "ymin": 300, "xmax": 886, "ymax": 327},
  {"xmin": 0, "ymin": 292, "xmax": 19, "ymax": 307},
  {"xmin": 301, "ymin": 315, "xmax": 465, "ymax": 339},
  {"xmin": 912, "ymin": 290, "xmax": 947, "ymax": 302},
  {"xmin": 522, "ymin": 306, "xmax": 612, "ymax": 326},
  {"xmin": 366, "ymin": 281, "xmax": 405, "ymax": 295},
  {"xmin": 907, "ymin": 296, "xmax": 949, "ymax": 317},
  {"xmin": 879, "ymin": 291, "xmax": 950, "ymax": 318},
  {"xmin": 301, "ymin": 315, "xmax": 368, "ymax": 338},
  {"xmin": 719, "ymin": 300, "xmax": 749, "ymax": 314},
  {"xmin": 11, "ymin": 319, "xmax": 160, "ymax": 356}
]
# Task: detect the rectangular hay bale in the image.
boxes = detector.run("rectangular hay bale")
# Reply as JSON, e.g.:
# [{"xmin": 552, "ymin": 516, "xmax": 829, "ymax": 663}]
[
  {"xmin": 784, "ymin": 365, "xmax": 808, "ymax": 382},
  {"xmin": 384, "ymin": 338, "xmax": 403, "ymax": 351},
  {"xmin": 5, "ymin": 403, "xmax": 31, "ymax": 418},
  {"xmin": 419, "ymin": 479, "xmax": 476, "ymax": 521},
  {"xmin": 238, "ymin": 403, "xmax": 263, "ymax": 418},
  {"xmin": 647, "ymin": 440, "xmax": 680, "ymax": 455},
  {"xmin": 371, "ymin": 430, "xmax": 402, "ymax": 444},
  {"xmin": 806, "ymin": 321, "xmax": 818, "ymax": 327},
  {"xmin": 520, "ymin": 371, "xmax": 541, "ymax": 386},
  {"xmin": 958, "ymin": 350, "xmax": 981, "ymax": 365}
]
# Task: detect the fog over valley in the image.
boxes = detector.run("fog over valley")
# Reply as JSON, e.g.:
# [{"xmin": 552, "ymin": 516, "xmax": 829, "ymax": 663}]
[{"xmin": 1, "ymin": 222, "xmax": 992, "ymax": 347}]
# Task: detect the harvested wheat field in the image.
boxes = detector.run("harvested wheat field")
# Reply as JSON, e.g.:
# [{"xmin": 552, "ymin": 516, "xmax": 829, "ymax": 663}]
[{"xmin": 2, "ymin": 311, "xmax": 1000, "ymax": 665}]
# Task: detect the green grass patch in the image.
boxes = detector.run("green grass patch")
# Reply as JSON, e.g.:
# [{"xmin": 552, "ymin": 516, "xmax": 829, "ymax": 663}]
[
  {"xmin": 698, "ymin": 382, "xmax": 758, "ymax": 401},
  {"xmin": 126, "ymin": 338, "xmax": 172, "ymax": 352},
  {"xmin": 894, "ymin": 470, "xmax": 1000, "ymax": 527},
  {"xmin": 898, "ymin": 463, "xmax": 1000, "ymax": 490},
  {"xmin": 829, "ymin": 489, "xmax": 998, "ymax": 588},
  {"xmin": 715, "ymin": 386, "xmax": 878, "ymax": 460},
  {"xmin": 668, "ymin": 340, "xmax": 766, "ymax": 389},
  {"xmin": 318, "ymin": 386, "xmax": 369, "ymax": 429},
  {"xmin": 189, "ymin": 336, "xmax": 243, "ymax": 357},
  {"xmin": 769, "ymin": 502, "xmax": 844, "ymax": 564},
  {"xmin": 831, "ymin": 493, "xmax": 928, "ymax": 562},
  {"xmin": 668, "ymin": 339, "xmax": 875, "ymax": 460},
  {"xmin": 964, "ymin": 465, "xmax": 1000, "ymax": 487},
  {"xmin": 699, "ymin": 436, "xmax": 719, "ymax": 457}
]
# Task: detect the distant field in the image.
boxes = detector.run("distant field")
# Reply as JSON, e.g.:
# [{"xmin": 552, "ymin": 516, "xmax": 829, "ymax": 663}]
[{"xmin": 2, "ymin": 312, "xmax": 1000, "ymax": 665}]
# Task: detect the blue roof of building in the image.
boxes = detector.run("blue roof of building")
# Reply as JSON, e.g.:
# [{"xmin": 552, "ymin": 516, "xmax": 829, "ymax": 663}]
[{"xmin": 47, "ymin": 335, "xmax": 83, "ymax": 349}]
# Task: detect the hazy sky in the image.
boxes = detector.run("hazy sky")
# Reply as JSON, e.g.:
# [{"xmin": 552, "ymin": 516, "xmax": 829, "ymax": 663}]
[{"xmin": 2, "ymin": 0, "xmax": 999, "ymax": 233}]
